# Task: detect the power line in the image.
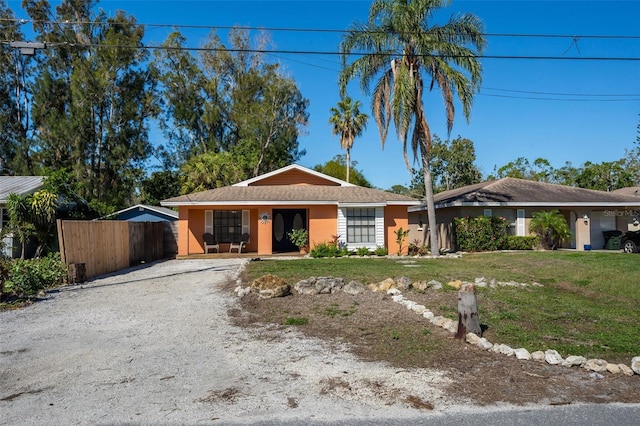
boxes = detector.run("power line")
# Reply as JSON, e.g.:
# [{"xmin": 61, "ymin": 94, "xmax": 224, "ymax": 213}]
[
  {"xmin": 3, "ymin": 17, "xmax": 640, "ymax": 40},
  {"xmin": 3, "ymin": 40, "xmax": 638, "ymax": 61}
]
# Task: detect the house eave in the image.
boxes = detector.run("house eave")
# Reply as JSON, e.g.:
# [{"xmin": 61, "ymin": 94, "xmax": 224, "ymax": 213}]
[{"xmin": 409, "ymin": 201, "xmax": 640, "ymax": 212}]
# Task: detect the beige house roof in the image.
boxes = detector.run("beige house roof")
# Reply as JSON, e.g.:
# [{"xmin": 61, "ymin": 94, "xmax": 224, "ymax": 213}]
[
  {"xmin": 0, "ymin": 176, "xmax": 45, "ymax": 204},
  {"xmin": 410, "ymin": 178, "xmax": 640, "ymax": 211},
  {"xmin": 162, "ymin": 165, "xmax": 420, "ymax": 206},
  {"xmin": 612, "ymin": 187, "xmax": 640, "ymax": 198}
]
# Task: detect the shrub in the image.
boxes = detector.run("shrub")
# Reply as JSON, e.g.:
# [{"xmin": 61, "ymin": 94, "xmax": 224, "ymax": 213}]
[
  {"xmin": 506, "ymin": 236, "xmax": 539, "ymax": 250},
  {"xmin": 5, "ymin": 253, "xmax": 66, "ymax": 296},
  {"xmin": 310, "ymin": 241, "xmax": 341, "ymax": 258},
  {"xmin": 374, "ymin": 246, "xmax": 388, "ymax": 256},
  {"xmin": 529, "ymin": 210, "xmax": 571, "ymax": 250},
  {"xmin": 453, "ymin": 216, "xmax": 509, "ymax": 252},
  {"xmin": 356, "ymin": 247, "xmax": 371, "ymax": 256}
]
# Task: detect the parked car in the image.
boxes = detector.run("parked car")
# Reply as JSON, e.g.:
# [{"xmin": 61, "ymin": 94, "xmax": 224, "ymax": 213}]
[{"xmin": 621, "ymin": 230, "xmax": 640, "ymax": 253}]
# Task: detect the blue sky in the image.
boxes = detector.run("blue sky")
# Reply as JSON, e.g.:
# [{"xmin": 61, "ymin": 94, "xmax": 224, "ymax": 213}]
[{"xmin": 8, "ymin": 0, "xmax": 640, "ymax": 190}]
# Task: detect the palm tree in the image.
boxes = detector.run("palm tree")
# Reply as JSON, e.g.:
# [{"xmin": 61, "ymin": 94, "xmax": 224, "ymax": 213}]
[
  {"xmin": 339, "ymin": 0, "xmax": 485, "ymax": 254},
  {"xmin": 328, "ymin": 96, "xmax": 368, "ymax": 183}
]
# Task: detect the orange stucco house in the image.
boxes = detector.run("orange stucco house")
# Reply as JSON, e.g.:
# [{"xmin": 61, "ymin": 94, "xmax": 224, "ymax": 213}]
[{"xmin": 161, "ymin": 164, "xmax": 421, "ymax": 256}]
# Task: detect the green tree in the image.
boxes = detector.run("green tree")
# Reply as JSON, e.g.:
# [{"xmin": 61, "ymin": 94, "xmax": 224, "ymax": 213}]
[
  {"xmin": 154, "ymin": 28, "xmax": 309, "ymax": 179},
  {"xmin": 573, "ymin": 160, "xmax": 635, "ymax": 191},
  {"xmin": 140, "ymin": 170, "xmax": 182, "ymax": 205},
  {"xmin": 529, "ymin": 210, "xmax": 572, "ymax": 250},
  {"xmin": 180, "ymin": 151, "xmax": 245, "ymax": 194},
  {"xmin": 340, "ymin": 0, "xmax": 486, "ymax": 253},
  {"xmin": 429, "ymin": 135, "xmax": 481, "ymax": 192},
  {"xmin": 313, "ymin": 155, "xmax": 372, "ymax": 187},
  {"xmin": 328, "ymin": 96, "xmax": 368, "ymax": 183},
  {"xmin": 0, "ymin": 2, "xmax": 33, "ymax": 175},
  {"xmin": 490, "ymin": 157, "xmax": 554, "ymax": 182},
  {"xmin": 6, "ymin": 189, "xmax": 57, "ymax": 258},
  {"xmin": 24, "ymin": 0, "xmax": 158, "ymax": 208}
]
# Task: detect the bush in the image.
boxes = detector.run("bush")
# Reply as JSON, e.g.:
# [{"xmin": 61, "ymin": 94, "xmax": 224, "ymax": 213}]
[
  {"xmin": 356, "ymin": 247, "xmax": 371, "ymax": 256},
  {"xmin": 5, "ymin": 253, "xmax": 66, "ymax": 296},
  {"xmin": 506, "ymin": 236, "xmax": 539, "ymax": 250},
  {"xmin": 453, "ymin": 216, "xmax": 509, "ymax": 252},
  {"xmin": 374, "ymin": 246, "xmax": 388, "ymax": 256},
  {"xmin": 310, "ymin": 241, "xmax": 341, "ymax": 258}
]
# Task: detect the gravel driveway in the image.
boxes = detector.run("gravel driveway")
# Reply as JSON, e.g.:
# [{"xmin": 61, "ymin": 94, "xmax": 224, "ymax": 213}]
[{"xmin": 1, "ymin": 259, "xmax": 454, "ymax": 425}]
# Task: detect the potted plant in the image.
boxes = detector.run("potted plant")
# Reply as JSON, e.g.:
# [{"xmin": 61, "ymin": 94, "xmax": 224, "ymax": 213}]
[{"xmin": 288, "ymin": 228, "xmax": 309, "ymax": 254}]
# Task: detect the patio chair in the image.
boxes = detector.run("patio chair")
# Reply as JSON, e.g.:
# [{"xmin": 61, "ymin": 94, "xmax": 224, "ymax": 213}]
[
  {"xmin": 229, "ymin": 233, "xmax": 250, "ymax": 253},
  {"xmin": 203, "ymin": 233, "xmax": 220, "ymax": 253}
]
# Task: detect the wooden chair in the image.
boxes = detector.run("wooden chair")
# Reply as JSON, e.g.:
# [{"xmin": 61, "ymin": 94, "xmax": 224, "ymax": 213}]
[
  {"xmin": 229, "ymin": 233, "xmax": 250, "ymax": 253},
  {"xmin": 203, "ymin": 233, "xmax": 219, "ymax": 253}
]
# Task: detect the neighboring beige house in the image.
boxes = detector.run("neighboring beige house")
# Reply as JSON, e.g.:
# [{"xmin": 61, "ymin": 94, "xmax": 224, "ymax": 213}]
[
  {"xmin": 0, "ymin": 176, "xmax": 45, "ymax": 258},
  {"xmin": 409, "ymin": 178, "xmax": 640, "ymax": 251}
]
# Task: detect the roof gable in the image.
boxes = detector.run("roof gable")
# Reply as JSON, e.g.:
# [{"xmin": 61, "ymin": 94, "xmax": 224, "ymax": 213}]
[
  {"xmin": 234, "ymin": 164, "xmax": 354, "ymax": 187},
  {"xmin": 0, "ymin": 176, "xmax": 45, "ymax": 203},
  {"xmin": 102, "ymin": 204, "xmax": 178, "ymax": 220}
]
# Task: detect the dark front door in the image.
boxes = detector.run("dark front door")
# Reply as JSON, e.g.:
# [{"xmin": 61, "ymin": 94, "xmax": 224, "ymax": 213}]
[{"xmin": 272, "ymin": 209, "xmax": 307, "ymax": 253}]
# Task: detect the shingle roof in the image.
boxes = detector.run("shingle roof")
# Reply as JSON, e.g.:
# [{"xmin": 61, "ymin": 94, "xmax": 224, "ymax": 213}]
[
  {"xmin": 430, "ymin": 178, "xmax": 640, "ymax": 207},
  {"xmin": 163, "ymin": 185, "xmax": 419, "ymax": 206},
  {"xmin": 612, "ymin": 187, "xmax": 640, "ymax": 198},
  {"xmin": 0, "ymin": 176, "xmax": 45, "ymax": 203}
]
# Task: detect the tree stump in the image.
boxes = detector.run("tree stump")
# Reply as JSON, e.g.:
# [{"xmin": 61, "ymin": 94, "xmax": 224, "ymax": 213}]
[
  {"xmin": 68, "ymin": 263, "xmax": 86, "ymax": 284},
  {"xmin": 455, "ymin": 282, "xmax": 481, "ymax": 338}
]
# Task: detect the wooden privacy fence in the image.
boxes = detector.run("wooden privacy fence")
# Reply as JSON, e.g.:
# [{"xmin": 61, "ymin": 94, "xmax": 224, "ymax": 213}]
[{"xmin": 57, "ymin": 220, "xmax": 167, "ymax": 280}]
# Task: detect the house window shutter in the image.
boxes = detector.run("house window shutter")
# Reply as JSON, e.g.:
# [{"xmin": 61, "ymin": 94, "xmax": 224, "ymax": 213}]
[
  {"xmin": 517, "ymin": 209, "xmax": 525, "ymax": 236},
  {"xmin": 205, "ymin": 210, "xmax": 213, "ymax": 234},
  {"xmin": 242, "ymin": 210, "xmax": 250, "ymax": 240}
]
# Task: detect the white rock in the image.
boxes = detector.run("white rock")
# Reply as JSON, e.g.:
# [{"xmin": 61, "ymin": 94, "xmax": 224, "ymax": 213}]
[
  {"xmin": 477, "ymin": 338, "xmax": 493, "ymax": 350},
  {"xmin": 583, "ymin": 359, "xmax": 608, "ymax": 373},
  {"xmin": 545, "ymin": 350, "xmax": 564, "ymax": 365},
  {"xmin": 387, "ymin": 288, "xmax": 402, "ymax": 296},
  {"xmin": 427, "ymin": 280, "xmax": 443, "ymax": 290},
  {"xmin": 589, "ymin": 372, "xmax": 605, "ymax": 380},
  {"xmin": 422, "ymin": 311, "xmax": 434, "ymax": 320},
  {"xmin": 441, "ymin": 318, "xmax": 454, "ymax": 330},
  {"xmin": 562, "ymin": 355, "xmax": 587, "ymax": 367},
  {"xmin": 430, "ymin": 316, "xmax": 447, "ymax": 326},
  {"xmin": 466, "ymin": 333, "xmax": 481, "ymax": 345},
  {"xmin": 496, "ymin": 344, "xmax": 515, "ymax": 356},
  {"xmin": 531, "ymin": 351, "xmax": 546, "ymax": 362},
  {"xmin": 411, "ymin": 304, "xmax": 427, "ymax": 314},
  {"xmin": 514, "ymin": 348, "xmax": 531, "ymax": 360},
  {"xmin": 606, "ymin": 363, "xmax": 621, "ymax": 374},
  {"xmin": 618, "ymin": 364, "xmax": 634, "ymax": 377},
  {"xmin": 391, "ymin": 295, "xmax": 405, "ymax": 303},
  {"xmin": 632, "ymin": 356, "xmax": 640, "ymax": 375},
  {"xmin": 445, "ymin": 321, "xmax": 458, "ymax": 333}
]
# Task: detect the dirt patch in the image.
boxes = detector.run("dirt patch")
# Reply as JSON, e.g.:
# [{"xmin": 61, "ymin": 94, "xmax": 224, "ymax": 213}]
[{"xmin": 232, "ymin": 283, "xmax": 640, "ymax": 406}]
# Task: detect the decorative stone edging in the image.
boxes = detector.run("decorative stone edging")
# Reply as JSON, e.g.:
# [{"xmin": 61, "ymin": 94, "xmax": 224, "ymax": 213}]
[
  {"xmin": 235, "ymin": 272, "xmax": 640, "ymax": 377},
  {"xmin": 386, "ymin": 286, "xmax": 639, "ymax": 377}
]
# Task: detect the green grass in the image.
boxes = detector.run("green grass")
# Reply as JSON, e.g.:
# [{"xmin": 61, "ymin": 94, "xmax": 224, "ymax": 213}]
[
  {"xmin": 245, "ymin": 251, "xmax": 640, "ymax": 363},
  {"xmin": 284, "ymin": 317, "xmax": 309, "ymax": 326}
]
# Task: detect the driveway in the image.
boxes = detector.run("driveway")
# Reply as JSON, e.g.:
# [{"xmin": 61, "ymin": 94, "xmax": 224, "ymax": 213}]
[{"xmin": 1, "ymin": 259, "xmax": 639, "ymax": 425}]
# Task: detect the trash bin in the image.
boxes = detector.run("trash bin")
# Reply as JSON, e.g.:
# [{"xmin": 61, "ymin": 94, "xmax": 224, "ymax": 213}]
[{"xmin": 602, "ymin": 230, "xmax": 623, "ymax": 250}]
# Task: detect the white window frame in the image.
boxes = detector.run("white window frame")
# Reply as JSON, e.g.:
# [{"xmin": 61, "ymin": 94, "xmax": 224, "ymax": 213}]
[
  {"xmin": 517, "ymin": 209, "xmax": 526, "ymax": 236},
  {"xmin": 338, "ymin": 207, "xmax": 384, "ymax": 250},
  {"xmin": 484, "ymin": 208, "xmax": 492, "ymax": 217},
  {"xmin": 205, "ymin": 209, "xmax": 250, "ymax": 243}
]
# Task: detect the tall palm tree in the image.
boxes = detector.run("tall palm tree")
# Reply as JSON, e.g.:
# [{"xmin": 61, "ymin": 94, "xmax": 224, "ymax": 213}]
[
  {"xmin": 328, "ymin": 96, "xmax": 368, "ymax": 183},
  {"xmin": 339, "ymin": 0, "xmax": 485, "ymax": 254}
]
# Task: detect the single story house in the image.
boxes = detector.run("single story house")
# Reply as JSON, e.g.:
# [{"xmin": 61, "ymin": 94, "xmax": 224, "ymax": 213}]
[
  {"xmin": 408, "ymin": 178, "xmax": 640, "ymax": 251},
  {"xmin": 161, "ymin": 164, "xmax": 421, "ymax": 256},
  {"xmin": 102, "ymin": 204, "xmax": 178, "ymax": 222},
  {"xmin": 0, "ymin": 176, "xmax": 45, "ymax": 258}
]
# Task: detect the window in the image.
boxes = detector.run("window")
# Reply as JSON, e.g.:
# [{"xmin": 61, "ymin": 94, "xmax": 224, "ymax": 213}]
[
  {"xmin": 346, "ymin": 208, "xmax": 376, "ymax": 244},
  {"xmin": 214, "ymin": 211, "xmax": 242, "ymax": 243}
]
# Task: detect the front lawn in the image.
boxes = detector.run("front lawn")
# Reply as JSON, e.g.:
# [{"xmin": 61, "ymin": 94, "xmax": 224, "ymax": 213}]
[{"xmin": 243, "ymin": 251, "xmax": 640, "ymax": 363}]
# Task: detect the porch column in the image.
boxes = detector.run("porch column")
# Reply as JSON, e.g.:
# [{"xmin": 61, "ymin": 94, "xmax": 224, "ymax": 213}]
[
  {"xmin": 575, "ymin": 211, "xmax": 591, "ymax": 251},
  {"xmin": 257, "ymin": 208, "xmax": 273, "ymax": 255}
]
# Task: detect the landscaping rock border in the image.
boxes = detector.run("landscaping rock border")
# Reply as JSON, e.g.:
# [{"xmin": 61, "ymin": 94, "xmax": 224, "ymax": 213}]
[{"xmin": 237, "ymin": 274, "xmax": 639, "ymax": 377}]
